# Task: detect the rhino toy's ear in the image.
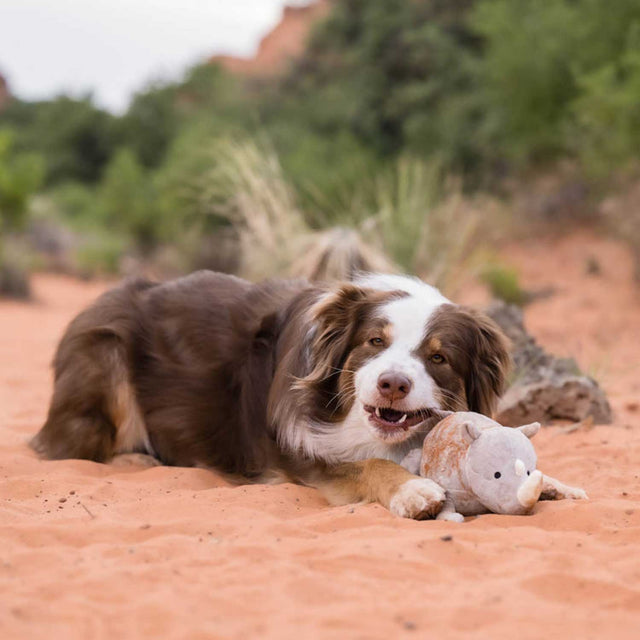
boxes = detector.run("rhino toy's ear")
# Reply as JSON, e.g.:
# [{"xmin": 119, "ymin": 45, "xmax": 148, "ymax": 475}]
[
  {"xmin": 464, "ymin": 422, "xmax": 483, "ymax": 441},
  {"xmin": 518, "ymin": 422, "xmax": 541, "ymax": 439}
]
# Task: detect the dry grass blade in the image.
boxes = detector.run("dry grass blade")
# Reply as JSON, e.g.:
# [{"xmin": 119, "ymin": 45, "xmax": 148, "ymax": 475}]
[{"xmin": 200, "ymin": 137, "xmax": 311, "ymax": 280}]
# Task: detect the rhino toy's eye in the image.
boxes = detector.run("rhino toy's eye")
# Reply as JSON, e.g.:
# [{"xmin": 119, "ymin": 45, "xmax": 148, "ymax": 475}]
[
  {"xmin": 494, "ymin": 472, "xmax": 501, "ymax": 479},
  {"xmin": 527, "ymin": 471, "xmax": 530, "ymax": 476}
]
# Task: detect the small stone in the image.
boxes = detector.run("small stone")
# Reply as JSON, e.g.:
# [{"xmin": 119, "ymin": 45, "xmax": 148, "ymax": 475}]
[{"xmin": 440, "ymin": 535, "xmax": 453, "ymax": 542}]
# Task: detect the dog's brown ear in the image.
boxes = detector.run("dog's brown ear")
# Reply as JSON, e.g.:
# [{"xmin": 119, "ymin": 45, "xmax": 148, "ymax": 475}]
[
  {"xmin": 301, "ymin": 284, "xmax": 370, "ymax": 390},
  {"xmin": 462, "ymin": 308, "xmax": 511, "ymax": 417}
]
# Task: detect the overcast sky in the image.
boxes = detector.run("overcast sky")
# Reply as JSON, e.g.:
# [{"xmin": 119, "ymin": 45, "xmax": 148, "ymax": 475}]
[{"xmin": 0, "ymin": 0, "xmax": 306, "ymax": 113}]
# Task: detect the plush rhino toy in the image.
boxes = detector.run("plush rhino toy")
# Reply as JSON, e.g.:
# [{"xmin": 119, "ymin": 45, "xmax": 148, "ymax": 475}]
[{"xmin": 401, "ymin": 412, "xmax": 588, "ymax": 522}]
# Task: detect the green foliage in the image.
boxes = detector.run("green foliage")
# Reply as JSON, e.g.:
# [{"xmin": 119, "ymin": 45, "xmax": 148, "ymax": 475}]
[
  {"xmin": 73, "ymin": 232, "xmax": 126, "ymax": 276},
  {"xmin": 480, "ymin": 263, "xmax": 528, "ymax": 305},
  {"xmin": 296, "ymin": 0, "xmax": 482, "ymax": 164},
  {"xmin": 363, "ymin": 156, "xmax": 443, "ymax": 271},
  {"xmin": 98, "ymin": 148, "xmax": 160, "ymax": 252},
  {"xmin": 50, "ymin": 181, "xmax": 102, "ymax": 225},
  {"xmin": 470, "ymin": 0, "xmax": 579, "ymax": 163},
  {"xmin": 470, "ymin": 0, "xmax": 640, "ymax": 167},
  {"xmin": 0, "ymin": 96, "xmax": 117, "ymax": 184},
  {"xmin": 570, "ymin": 28, "xmax": 640, "ymax": 175},
  {"xmin": 0, "ymin": 131, "xmax": 44, "ymax": 231},
  {"xmin": 117, "ymin": 83, "xmax": 180, "ymax": 169},
  {"xmin": 5, "ymin": 0, "xmax": 640, "ymax": 275}
]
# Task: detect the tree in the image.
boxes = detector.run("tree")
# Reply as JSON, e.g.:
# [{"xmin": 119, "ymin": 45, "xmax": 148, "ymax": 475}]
[{"xmin": 0, "ymin": 130, "xmax": 44, "ymax": 231}]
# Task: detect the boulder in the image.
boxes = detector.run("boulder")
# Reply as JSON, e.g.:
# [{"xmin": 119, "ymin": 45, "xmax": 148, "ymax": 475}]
[{"xmin": 486, "ymin": 301, "xmax": 612, "ymax": 425}]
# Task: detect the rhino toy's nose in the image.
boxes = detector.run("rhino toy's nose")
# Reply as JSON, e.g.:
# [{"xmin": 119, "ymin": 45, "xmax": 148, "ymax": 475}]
[{"xmin": 517, "ymin": 470, "xmax": 543, "ymax": 509}]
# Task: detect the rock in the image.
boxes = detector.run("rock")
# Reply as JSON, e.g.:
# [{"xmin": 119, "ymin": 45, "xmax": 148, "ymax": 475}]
[
  {"xmin": 0, "ymin": 261, "xmax": 31, "ymax": 300},
  {"xmin": 496, "ymin": 376, "xmax": 612, "ymax": 426},
  {"xmin": 486, "ymin": 301, "xmax": 612, "ymax": 425},
  {"xmin": 209, "ymin": 1, "xmax": 331, "ymax": 77}
]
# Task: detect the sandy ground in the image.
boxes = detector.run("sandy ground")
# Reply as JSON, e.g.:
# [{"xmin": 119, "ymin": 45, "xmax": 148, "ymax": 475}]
[{"xmin": 1, "ymin": 231, "xmax": 639, "ymax": 639}]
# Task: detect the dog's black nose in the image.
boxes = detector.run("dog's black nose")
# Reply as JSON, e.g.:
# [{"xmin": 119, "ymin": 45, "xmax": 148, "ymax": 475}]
[{"xmin": 377, "ymin": 372, "xmax": 412, "ymax": 401}]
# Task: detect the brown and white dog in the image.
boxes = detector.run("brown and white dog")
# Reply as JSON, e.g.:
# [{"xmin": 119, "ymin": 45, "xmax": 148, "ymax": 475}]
[{"xmin": 31, "ymin": 271, "xmax": 509, "ymax": 519}]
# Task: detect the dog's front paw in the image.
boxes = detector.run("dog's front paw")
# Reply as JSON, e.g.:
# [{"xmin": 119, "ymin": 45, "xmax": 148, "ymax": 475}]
[{"xmin": 389, "ymin": 478, "xmax": 446, "ymax": 520}]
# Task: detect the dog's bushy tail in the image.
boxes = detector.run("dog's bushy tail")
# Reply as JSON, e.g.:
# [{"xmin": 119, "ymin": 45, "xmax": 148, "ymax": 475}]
[{"xmin": 289, "ymin": 227, "xmax": 397, "ymax": 283}]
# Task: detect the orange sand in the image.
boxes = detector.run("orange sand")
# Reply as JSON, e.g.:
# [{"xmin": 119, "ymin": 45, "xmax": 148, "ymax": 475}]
[{"xmin": 1, "ymin": 231, "xmax": 639, "ymax": 639}]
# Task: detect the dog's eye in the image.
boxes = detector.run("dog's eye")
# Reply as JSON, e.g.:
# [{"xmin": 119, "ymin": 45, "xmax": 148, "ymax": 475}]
[
  {"xmin": 369, "ymin": 337, "xmax": 384, "ymax": 347},
  {"xmin": 494, "ymin": 471, "xmax": 501, "ymax": 479},
  {"xmin": 430, "ymin": 354, "xmax": 446, "ymax": 364}
]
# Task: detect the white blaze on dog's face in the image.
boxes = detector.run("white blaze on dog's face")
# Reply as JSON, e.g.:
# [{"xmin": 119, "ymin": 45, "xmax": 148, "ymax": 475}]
[
  {"xmin": 351, "ymin": 275, "xmax": 452, "ymax": 444},
  {"xmin": 297, "ymin": 274, "xmax": 509, "ymax": 459}
]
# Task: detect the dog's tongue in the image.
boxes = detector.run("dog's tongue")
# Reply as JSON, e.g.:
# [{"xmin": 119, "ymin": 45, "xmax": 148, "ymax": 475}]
[{"xmin": 379, "ymin": 408, "xmax": 405, "ymax": 423}]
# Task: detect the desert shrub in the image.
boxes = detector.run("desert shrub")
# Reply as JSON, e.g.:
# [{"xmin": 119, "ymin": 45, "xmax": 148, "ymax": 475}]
[
  {"xmin": 344, "ymin": 156, "xmax": 484, "ymax": 293},
  {"xmin": 359, "ymin": 156, "xmax": 443, "ymax": 271},
  {"xmin": 0, "ymin": 131, "xmax": 44, "ymax": 297},
  {"xmin": 196, "ymin": 137, "xmax": 312, "ymax": 280},
  {"xmin": 480, "ymin": 263, "xmax": 528, "ymax": 306},
  {"xmin": 72, "ymin": 232, "xmax": 126, "ymax": 277},
  {"xmin": 469, "ymin": 0, "xmax": 580, "ymax": 164},
  {"xmin": 470, "ymin": 0, "xmax": 640, "ymax": 169},
  {"xmin": 97, "ymin": 148, "xmax": 161, "ymax": 253},
  {"xmin": 570, "ymin": 32, "xmax": 640, "ymax": 176},
  {"xmin": 117, "ymin": 83, "xmax": 181, "ymax": 170},
  {"xmin": 0, "ymin": 96, "xmax": 118, "ymax": 185},
  {"xmin": 267, "ymin": 123, "xmax": 381, "ymax": 226},
  {"xmin": 0, "ymin": 257, "xmax": 31, "ymax": 299},
  {"xmin": 49, "ymin": 181, "xmax": 103, "ymax": 226},
  {"xmin": 5, "ymin": 0, "xmax": 640, "ymax": 284},
  {"xmin": 0, "ymin": 233, "xmax": 35, "ymax": 299},
  {"xmin": 0, "ymin": 131, "xmax": 45, "ymax": 231},
  {"xmin": 291, "ymin": 0, "xmax": 483, "ymax": 168}
]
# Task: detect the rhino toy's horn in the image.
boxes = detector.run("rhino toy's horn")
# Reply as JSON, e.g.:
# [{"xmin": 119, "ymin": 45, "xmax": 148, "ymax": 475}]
[
  {"xmin": 518, "ymin": 422, "xmax": 541, "ymax": 438},
  {"xmin": 514, "ymin": 458, "xmax": 526, "ymax": 477},
  {"xmin": 517, "ymin": 469, "xmax": 543, "ymax": 509}
]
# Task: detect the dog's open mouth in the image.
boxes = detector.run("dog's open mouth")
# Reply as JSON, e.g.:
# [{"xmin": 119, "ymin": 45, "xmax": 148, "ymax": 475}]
[{"xmin": 364, "ymin": 405, "xmax": 433, "ymax": 431}]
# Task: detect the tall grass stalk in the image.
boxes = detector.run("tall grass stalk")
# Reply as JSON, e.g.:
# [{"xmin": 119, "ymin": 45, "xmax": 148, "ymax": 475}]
[{"xmin": 199, "ymin": 137, "xmax": 312, "ymax": 280}]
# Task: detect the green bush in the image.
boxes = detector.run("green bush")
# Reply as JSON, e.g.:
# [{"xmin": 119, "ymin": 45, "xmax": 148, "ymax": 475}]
[
  {"xmin": 0, "ymin": 131, "xmax": 44, "ymax": 232},
  {"xmin": 570, "ymin": 30, "xmax": 640, "ymax": 176},
  {"xmin": 5, "ymin": 0, "xmax": 640, "ymax": 281},
  {"xmin": 471, "ymin": 0, "xmax": 640, "ymax": 168},
  {"xmin": 480, "ymin": 263, "xmax": 528, "ymax": 306},
  {"xmin": 0, "ymin": 96, "xmax": 117, "ymax": 185},
  {"xmin": 73, "ymin": 232, "xmax": 126, "ymax": 277},
  {"xmin": 98, "ymin": 148, "xmax": 161, "ymax": 252}
]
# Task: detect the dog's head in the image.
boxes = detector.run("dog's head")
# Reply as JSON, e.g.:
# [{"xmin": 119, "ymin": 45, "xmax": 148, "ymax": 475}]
[{"xmin": 299, "ymin": 275, "xmax": 510, "ymax": 446}]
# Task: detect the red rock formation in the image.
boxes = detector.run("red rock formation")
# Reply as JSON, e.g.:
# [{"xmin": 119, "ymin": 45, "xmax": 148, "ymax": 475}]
[{"xmin": 211, "ymin": 1, "xmax": 330, "ymax": 76}]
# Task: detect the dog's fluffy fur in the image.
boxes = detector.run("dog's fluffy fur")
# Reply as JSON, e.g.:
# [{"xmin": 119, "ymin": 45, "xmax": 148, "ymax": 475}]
[{"xmin": 31, "ymin": 271, "xmax": 509, "ymax": 519}]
